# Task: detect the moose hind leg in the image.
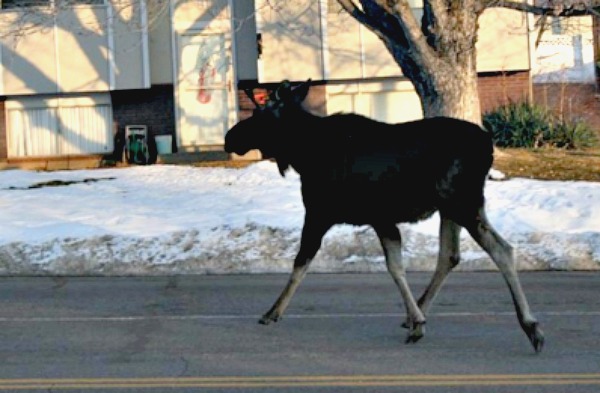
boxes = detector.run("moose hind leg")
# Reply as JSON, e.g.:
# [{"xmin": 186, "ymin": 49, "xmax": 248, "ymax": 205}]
[
  {"xmin": 373, "ymin": 223, "xmax": 426, "ymax": 343},
  {"xmin": 404, "ymin": 217, "xmax": 461, "ymax": 328},
  {"xmin": 259, "ymin": 215, "xmax": 331, "ymax": 325},
  {"xmin": 465, "ymin": 207, "xmax": 544, "ymax": 352}
]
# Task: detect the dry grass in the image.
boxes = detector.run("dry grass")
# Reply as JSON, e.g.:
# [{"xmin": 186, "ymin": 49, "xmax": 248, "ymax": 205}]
[
  {"xmin": 192, "ymin": 148, "xmax": 600, "ymax": 182},
  {"xmin": 192, "ymin": 160, "xmax": 256, "ymax": 169},
  {"xmin": 493, "ymin": 148, "xmax": 600, "ymax": 182}
]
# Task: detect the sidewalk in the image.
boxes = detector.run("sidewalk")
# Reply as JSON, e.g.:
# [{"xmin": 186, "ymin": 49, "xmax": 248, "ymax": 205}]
[{"xmin": 0, "ymin": 150, "xmax": 258, "ymax": 171}]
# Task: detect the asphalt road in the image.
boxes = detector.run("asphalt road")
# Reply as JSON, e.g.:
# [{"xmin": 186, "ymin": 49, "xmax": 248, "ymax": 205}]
[{"xmin": 0, "ymin": 271, "xmax": 598, "ymax": 392}]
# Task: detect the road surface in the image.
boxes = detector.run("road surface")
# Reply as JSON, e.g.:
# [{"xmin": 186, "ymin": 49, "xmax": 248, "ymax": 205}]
[{"xmin": 0, "ymin": 271, "xmax": 598, "ymax": 392}]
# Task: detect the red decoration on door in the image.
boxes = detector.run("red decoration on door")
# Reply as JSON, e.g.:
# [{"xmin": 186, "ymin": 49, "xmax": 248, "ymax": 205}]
[{"xmin": 197, "ymin": 63, "xmax": 216, "ymax": 104}]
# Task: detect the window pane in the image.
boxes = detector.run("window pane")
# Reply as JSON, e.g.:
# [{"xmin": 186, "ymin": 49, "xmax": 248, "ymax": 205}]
[
  {"xmin": 62, "ymin": 0, "xmax": 105, "ymax": 5},
  {"xmin": 2, "ymin": 0, "xmax": 50, "ymax": 8},
  {"xmin": 551, "ymin": 17, "xmax": 563, "ymax": 35}
]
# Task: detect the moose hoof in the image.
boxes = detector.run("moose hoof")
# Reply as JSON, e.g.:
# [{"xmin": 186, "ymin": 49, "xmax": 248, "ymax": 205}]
[
  {"xmin": 405, "ymin": 322, "xmax": 425, "ymax": 344},
  {"xmin": 258, "ymin": 312, "xmax": 280, "ymax": 325},
  {"xmin": 527, "ymin": 323, "xmax": 545, "ymax": 353}
]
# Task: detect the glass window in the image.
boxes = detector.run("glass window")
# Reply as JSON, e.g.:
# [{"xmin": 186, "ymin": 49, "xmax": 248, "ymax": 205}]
[
  {"xmin": 551, "ymin": 17, "xmax": 563, "ymax": 35},
  {"xmin": 1, "ymin": 0, "xmax": 104, "ymax": 8},
  {"xmin": 60, "ymin": 0, "xmax": 104, "ymax": 5},
  {"xmin": 2, "ymin": 0, "xmax": 50, "ymax": 9}
]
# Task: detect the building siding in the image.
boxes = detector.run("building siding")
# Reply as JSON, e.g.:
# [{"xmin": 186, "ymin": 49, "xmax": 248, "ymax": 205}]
[{"xmin": 0, "ymin": 100, "xmax": 6, "ymax": 160}]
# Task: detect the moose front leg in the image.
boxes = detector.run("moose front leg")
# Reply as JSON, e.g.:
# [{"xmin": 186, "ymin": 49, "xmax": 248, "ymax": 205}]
[
  {"xmin": 373, "ymin": 223, "xmax": 426, "ymax": 343},
  {"xmin": 259, "ymin": 215, "xmax": 331, "ymax": 325},
  {"xmin": 259, "ymin": 261, "xmax": 309, "ymax": 324},
  {"xmin": 403, "ymin": 217, "xmax": 462, "ymax": 329}
]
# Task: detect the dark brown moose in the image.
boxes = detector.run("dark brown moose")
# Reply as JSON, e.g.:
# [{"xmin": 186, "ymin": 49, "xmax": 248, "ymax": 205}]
[{"xmin": 224, "ymin": 79, "xmax": 544, "ymax": 353}]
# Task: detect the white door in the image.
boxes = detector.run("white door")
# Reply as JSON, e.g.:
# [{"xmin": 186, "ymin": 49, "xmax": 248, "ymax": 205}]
[{"xmin": 176, "ymin": 31, "xmax": 234, "ymax": 150}]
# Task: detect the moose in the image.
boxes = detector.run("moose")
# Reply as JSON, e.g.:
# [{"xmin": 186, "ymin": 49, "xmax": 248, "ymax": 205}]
[{"xmin": 224, "ymin": 79, "xmax": 544, "ymax": 352}]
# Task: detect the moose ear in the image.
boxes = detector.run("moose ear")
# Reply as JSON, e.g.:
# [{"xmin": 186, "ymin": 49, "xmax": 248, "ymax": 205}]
[
  {"xmin": 276, "ymin": 159, "xmax": 290, "ymax": 177},
  {"xmin": 273, "ymin": 79, "xmax": 310, "ymax": 104},
  {"xmin": 280, "ymin": 80, "xmax": 292, "ymax": 89},
  {"xmin": 274, "ymin": 80, "xmax": 293, "ymax": 101},
  {"xmin": 292, "ymin": 79, "xmax": 311, "ymax": 104}
]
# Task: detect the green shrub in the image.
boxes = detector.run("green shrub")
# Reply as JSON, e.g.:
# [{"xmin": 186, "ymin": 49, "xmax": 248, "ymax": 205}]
[
  {"xmin": 483, "ymin": 101, "xmax": 598, "ymax": 149},
  {"xmin": 550, "ymin": 121, "xmax": 598, "ymax": 149}
]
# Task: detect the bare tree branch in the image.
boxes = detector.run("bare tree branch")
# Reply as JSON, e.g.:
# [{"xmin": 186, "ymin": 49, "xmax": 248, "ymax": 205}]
[
  {"xmin": 485, "ymin": 0, "xmax": 600, "ymax": 17},
  {"xmin": 336, "ymin": 0, "xmax": 395, "ymax": 42}
]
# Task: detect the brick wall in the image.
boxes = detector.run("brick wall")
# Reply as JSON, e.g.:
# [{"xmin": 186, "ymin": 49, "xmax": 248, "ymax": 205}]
[
  {"xmin": 111, "ymin": 85, "xmax": 175, "ymax": 137},
  {"xmin": 110, "ymin": 85, "xmax": 176, "ymax": 161},
  {"xmin": 477, "ymin": 72, "xmax": 600, "ymax": 137},
  {"xmin": 237, "ymin": 87, "xmax": 267, "ymax": 121},
  {"xmin": 533, "ymin": 83, "xmax": 600, "ymax": 137},
  {"xmin": 478, "ymin": 71, "xmax": 531, "ymax": 114}
]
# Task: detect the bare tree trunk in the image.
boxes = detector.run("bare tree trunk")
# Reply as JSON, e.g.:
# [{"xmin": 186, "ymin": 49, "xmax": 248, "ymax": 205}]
[{"xmin": 417, "ymin": 62, "xmax": 482, "ymax": 125}]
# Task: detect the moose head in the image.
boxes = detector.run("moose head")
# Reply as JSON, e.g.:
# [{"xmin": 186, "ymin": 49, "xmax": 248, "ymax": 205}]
[{"xmin": 224, "ymin": 79, "xmax": 311, "ymax": 175}]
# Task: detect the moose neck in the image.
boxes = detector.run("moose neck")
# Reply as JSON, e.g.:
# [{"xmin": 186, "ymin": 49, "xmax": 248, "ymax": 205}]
[{"xmin": 271, "ymin": 107, "xmax": 323, "ymax": 177}]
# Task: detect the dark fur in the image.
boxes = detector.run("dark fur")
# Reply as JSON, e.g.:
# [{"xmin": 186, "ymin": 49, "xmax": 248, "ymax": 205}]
[{"xmin": 225, "ymin": 80, "xmax": 544, "ymax": 352}]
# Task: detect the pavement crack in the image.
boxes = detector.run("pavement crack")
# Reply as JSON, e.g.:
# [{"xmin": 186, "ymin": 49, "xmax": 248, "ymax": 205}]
[{"xmin": 178, "ymin": 355, "xmax": 190, "ymax": 377}]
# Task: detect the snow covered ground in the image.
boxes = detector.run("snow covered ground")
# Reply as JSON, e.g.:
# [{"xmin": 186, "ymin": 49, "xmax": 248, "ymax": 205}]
[{"xmin": 0, "ymin": 161, "xmax": 598, "ymax": 275}]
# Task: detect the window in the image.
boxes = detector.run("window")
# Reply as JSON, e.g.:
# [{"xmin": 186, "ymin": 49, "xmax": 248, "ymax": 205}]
[
  {"xmin": 60, "ymin": 0, "xmax": 104, "ymax": 5},
  {"xmin": 1, "ymin": 0, "xmax": 103, "ymax": 9},
  {"xmin": 551, "ymin": 17, "xmax": 563, "ymax": 35},
  {"xmin": 1, "ymin": 0, "xmax": 50, "ymax": 9}
]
